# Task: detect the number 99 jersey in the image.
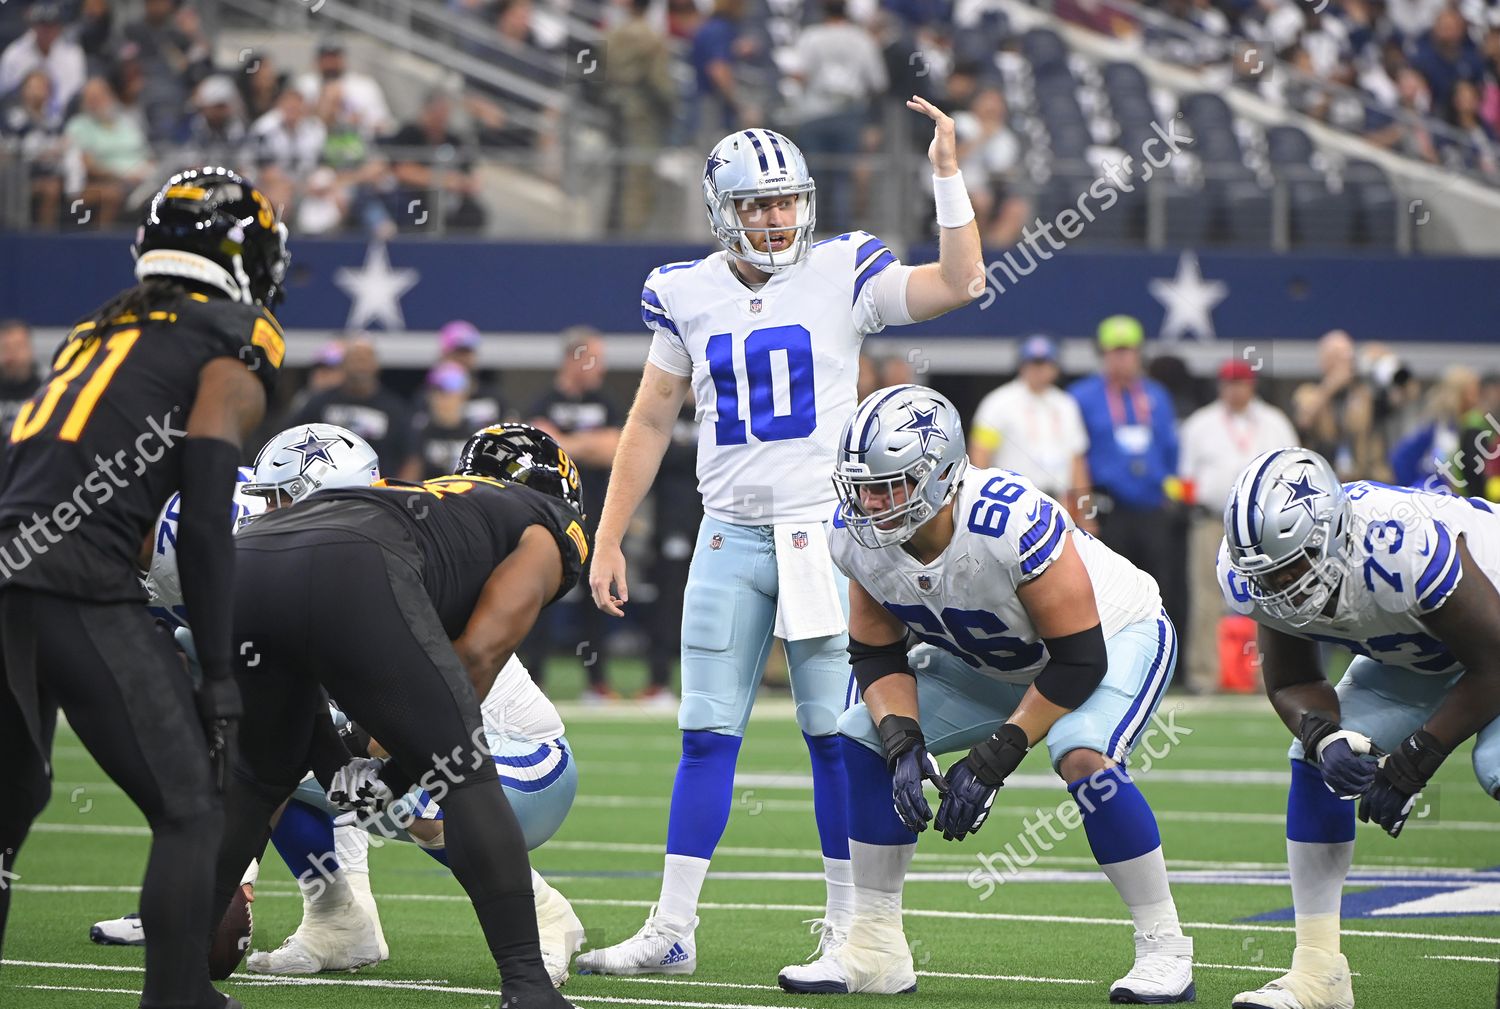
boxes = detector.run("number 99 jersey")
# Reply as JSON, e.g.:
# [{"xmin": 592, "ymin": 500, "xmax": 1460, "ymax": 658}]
[
  {"xmin": 829, "ymin": 467, "xmax": 1163, "ymax": 684},
  {"xmin": 641, "ymin": 232, "xmax": 908, "ymax": 526},
  {"xmin": 1218, "ymin": 481, "xmax": 1500, "ymax": 676}
]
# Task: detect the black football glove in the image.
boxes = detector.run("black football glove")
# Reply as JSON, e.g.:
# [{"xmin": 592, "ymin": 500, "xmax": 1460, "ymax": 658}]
[
  {"xmin": 1359, "ymin": 730, "xmax": 1449, "ymax": 838},
  {"xmin": 195, "ymin": 675, "xmax": 241, "ymax": 794},
  {"xmin": 934, "ymin": 723, "xmax": 1029, "ymax": 841}
]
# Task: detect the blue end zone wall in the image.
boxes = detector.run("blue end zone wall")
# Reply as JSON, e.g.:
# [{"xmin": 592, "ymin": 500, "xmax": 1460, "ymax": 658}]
[{"xmin": 1, "ymin": 234, "xmax": 1493, "ymax": 342}]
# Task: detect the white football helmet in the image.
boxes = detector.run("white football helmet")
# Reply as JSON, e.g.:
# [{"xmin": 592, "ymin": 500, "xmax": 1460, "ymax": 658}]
[
  {"xmin": 242, "ymin": 423, "xmax": 381, "ymax": 509},
  {"xmin": 833, "ymin": 385, "xmax": 969, "ymax": 549},
  {"xmin": 703, "ymin": 128, "xmax": 817, "ymax": 274},
  {"xmin": 144, "ymin": 467, "xmax": 267, "ymax": 626},
  {"xmin": 1223, "ymin": 447, "xmax": 1352, "ymax": 626}
]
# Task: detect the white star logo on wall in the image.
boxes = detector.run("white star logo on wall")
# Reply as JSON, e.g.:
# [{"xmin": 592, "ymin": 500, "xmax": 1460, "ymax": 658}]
[
  {"xmin": 334, "ymin": 242, "xmax": 420, "ymax": 330},
  {"xmin": 1148, "ymin": 250, "xmax": 1228, "ymax": 342}
]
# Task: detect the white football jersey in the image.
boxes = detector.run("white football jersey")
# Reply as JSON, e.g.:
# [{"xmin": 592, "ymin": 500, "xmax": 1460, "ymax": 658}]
[
  {"xmin": 643, "ymin": 232, "xmax": 906, "ymax": 525},
  {"xmin": 830, "ymin": 467, "xmax": 1162, "ymax": 685},
  {"xmin": 1218, "ymin": 481, "xmax": 1500, "ymax": 676},
  {"xmin": 144, "ymin": 467, "xmax": 266, "ymax": 626},
  {"xmin": 481, "ymin": 654, "xmax": 565, "ymax": 745}
]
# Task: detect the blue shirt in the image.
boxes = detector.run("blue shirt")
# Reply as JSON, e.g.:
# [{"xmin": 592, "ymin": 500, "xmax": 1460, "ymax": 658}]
[
  {"xmin": 691, "ymin": 17, "xmax": 737, "ymax": 96},
  {"xmin": 1068, "ymin": 375, "xmax": 1180, "ymax": 510}
]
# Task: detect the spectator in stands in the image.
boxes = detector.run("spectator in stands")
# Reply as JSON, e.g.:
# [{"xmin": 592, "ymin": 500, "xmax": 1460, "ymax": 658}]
[
  {"xmin": 386, "ymin": 90, "xmax": 486, "ymax": 232},
  {"xmin": 284, "ymin": 339, "xmax": 346, "ymax": 418},
  {"xmin": 789, "ymin": 0, "xmax": 888, "ymax": 233},
  {"xmin": 605, "ymin": 0, "xmax": 679, "ymax": 234},
  {"xmin": 667, "ymin": 0, "xmax": 704, "ymax": 41},
  {"xmin": 0, "ymin": 3, "xmax": 86, "ymax": 120},
  {"xmin": 494, "ymin": 0, "xmax": 543, "ymax": 48},
  {"xmin": 437, "ymin": 319, "xmax": 507, "ymax": 425},
  {"xmin": 1292, "ymin": 329, "xmax": 1388, "ymax": 481},
  {"xmin": 65, "ymin": 76, "xmax": 151, "ymax": 227},
  {"xmin": 1443, "ymin": 78, "xmax": 1498, "ymax": 175},
  {"xmin": 295, "ymin": 165, "xmax": 348, "ymax": 235},
  {"xmin": 1411, "ymin": 5, "xmax": 1484, "ymax": 117},
  {"xmin": 109, "ymin": 43, "xmax": 150, "ymax": 134},
  {"xmin": 295, "ymin": 37, "xmax": 393, "ymax": 142},
  {"xmin": 178, "ymin": 74, "xmax": 245, "ymax": 170},
  {"xmin": 122, "ymin": 0, "xmax": 212, "ymax": 141},
  {"xmin": 2, "ymin": 69, "xmax": 68, "ymax": 227},
  {"xmin": 1069, "ymin": 315, "xmax": 1187, "ymax": 665},
  {"xmin": 525, "ymin": 326, "xmax": 622, "ymax": 701},
  {"xmin": 1391, "ymin": 364, "xmax": 1480, "ymax": 490},
  {"xmin": 1366, "ymin": 66, "xmax": 1441, "ymax": 161},
  {"xmin": 1177, "ymin": 359, "xmax": 1297, "ymax": 693},
  {"xmin": 691, "ymin": 0, "xmax": 755, "ymax": 136},
  {"xmin": 955, "ymin": 85, "xmax": 1029, "ymax": 246},
  {"xmin": 970, "ymin": 334, "xmax": 1096, "ymax": 528},
  {"xmin": 76, "ymin": 0, "xmax": 117, "ymax": 68},
  {"xmin": 0, "ymin": 320, "xmax": 39, "ymax": 469},
  {"xmin": 290, "ymin": 336, "xmax": 414, "ymax": 473},
  {"xmin": 876, "ymin": 352, "xmax": 917, "ymax": 390},
  {"xmin": 237, "ymin": 48, "xmax": 287, "ymax": 123},
  {"xmin": 244, "ymin": 85, "xmax": 326, "ymax": 219},
  {"xmin": 402, "ymin": 361, "xmax": 479, "ymax": 481}
]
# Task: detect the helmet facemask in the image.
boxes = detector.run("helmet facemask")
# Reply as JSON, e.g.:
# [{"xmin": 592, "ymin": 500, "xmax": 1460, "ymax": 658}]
[
  {"xmin": 834, "ymin": 455, "xmax": 965, "ymax": 549},
  {"xmin": 1237, "ymin": 507, "xmax": 1351, "ymax": 626},
  {"xmin": 707, "ymin": 184, "xmax": 816, "ymax": 275}
]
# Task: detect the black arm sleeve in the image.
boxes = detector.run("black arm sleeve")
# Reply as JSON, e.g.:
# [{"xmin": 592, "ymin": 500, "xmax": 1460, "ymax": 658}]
[
  {"xmin": 175, "ymin": 436, "xmax": 242, "ymax": 684},
  {"xmin": 308, "ymin": 699, "xmax": 351, "ymax": 790},
  {"xmin": 849, "ymin": 635, "xmax": 912, "ymax": 694},
  {"xmin": 1032, "ymin": 623, "xmax": 1108, "ymax": 710}
]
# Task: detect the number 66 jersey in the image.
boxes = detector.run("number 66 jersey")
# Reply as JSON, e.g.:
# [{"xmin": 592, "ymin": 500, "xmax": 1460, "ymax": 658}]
[
  {"xmin": 1218, "ymin": 480, "xmax": 1500, "ymax": 676},
  {"xmin": 830, "ymin": 467, "xmax": 1162, "ymax": 685},
  {"xmin": 642, "ymin": 232, "xmax": 909, "ymax": 526}
]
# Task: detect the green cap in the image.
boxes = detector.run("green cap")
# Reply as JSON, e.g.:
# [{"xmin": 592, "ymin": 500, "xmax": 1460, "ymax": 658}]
[{"xmin": 1097, "ymin": 315, "xmax": 1144, "ymax": 350}]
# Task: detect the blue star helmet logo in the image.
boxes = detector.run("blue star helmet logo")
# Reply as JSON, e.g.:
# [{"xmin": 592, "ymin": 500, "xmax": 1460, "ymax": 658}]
[
  {"xmin": 286, "ymin": 429, "xmax": 341, "ymax": 474},
  {"xmin": 896, "ymin": 404, "xmax": 948, "ymax": 454},
  {"xmin": 705, "ymin": 154, "xmax": 729, "ymax": 184},
  {"xmin": 1279, "ymin": 469, "xmax": 1324, "ymax": 520}
]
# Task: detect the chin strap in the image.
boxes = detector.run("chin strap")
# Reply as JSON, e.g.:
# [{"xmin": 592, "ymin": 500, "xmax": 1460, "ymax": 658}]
[{"xmin": 135, "ymin": 249, "xmax": 249, "ymax": 304}]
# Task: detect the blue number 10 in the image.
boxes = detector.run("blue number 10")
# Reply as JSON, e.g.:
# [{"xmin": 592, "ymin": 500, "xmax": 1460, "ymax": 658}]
[{"xmin": 705, "ymin": 325, "xmax": 818, "ymax": 445}]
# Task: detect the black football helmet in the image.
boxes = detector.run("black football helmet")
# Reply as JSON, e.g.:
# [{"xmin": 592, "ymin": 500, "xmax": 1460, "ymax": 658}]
[
  {"xmin": 133, "ymin": 166, "xmax": 291, "ymax": 309},
  {"xmin": 457, "ymin": 423, "xmax": 585, "ymax": 518}
]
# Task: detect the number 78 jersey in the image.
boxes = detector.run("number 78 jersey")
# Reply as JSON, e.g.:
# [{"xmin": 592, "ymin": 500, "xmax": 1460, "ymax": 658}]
[
  {"xmin": 642, "ymin": 233, "xmax": 904, "ymax": 526},
  {"xmin": 830, "ymin": 468, "xmax": 1163, "ymax": 684}
]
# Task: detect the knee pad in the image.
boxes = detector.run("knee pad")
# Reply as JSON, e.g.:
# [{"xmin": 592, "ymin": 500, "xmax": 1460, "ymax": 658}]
[
  {"xmin": 1474, "ymin": 750, "xmax": 1500, "ymax": 801},
  {"xmin": 836, "ymin": 704, "xmax": 879, "ymax": 749},
  {"xmin": 795, "ymin": 698, "xmax": 842, "ymax": 737}
]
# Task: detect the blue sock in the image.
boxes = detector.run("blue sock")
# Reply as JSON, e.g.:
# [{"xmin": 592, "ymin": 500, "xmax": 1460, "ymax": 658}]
[
  {"xmin": 805, "ymin": 732, "xmax": 851, "ymax": 860},
  {"xmin": 1288, "ymin": 758, "xmax": 1356, "ymax": 843},
  {"xmin": 842, "ymin": 736, "xmax": 917, "ymax": 846},
  {"xmin": 271, "ymin": 799, "xmax": 338, "ymax": 882},
  {"xmin": 665, "ymin": 730, "xmax": 743, "ymax": 859},
  {"xmin": 1069, "ymin": 766, "xmax": 1161, "ymax": 865}
]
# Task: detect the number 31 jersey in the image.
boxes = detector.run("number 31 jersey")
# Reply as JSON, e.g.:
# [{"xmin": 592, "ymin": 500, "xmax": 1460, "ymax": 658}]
[
  {"xmin": 830, "ymin": 467, "xmax": 1162, "ymax": 685},
  {"xmin": 1218, "ymin": 480, "xmax": 1500, "ymax": 676},
  {"xmin": 642, "ymin": 233, "xmax": 904, "ymax": 526}
]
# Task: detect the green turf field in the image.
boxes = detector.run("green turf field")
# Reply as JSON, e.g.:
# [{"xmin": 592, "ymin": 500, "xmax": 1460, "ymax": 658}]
[{"xmin": 4, "ymin": 664, "xmax": 1497, "ymax": 1008}]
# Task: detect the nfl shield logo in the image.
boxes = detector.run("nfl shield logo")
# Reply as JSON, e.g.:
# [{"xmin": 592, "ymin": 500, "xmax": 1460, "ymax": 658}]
[
  {"xmin": 749, "ymin": 297, "xmax": 763, "ymax": 314},
  {"xmin": 710, "ymin": 533, "xmax": 724, "ymax": 551},
  {"xmin": 791, "ymin": 530, "xmax": 808, "ymax": 549},
  {"xmin": 916, "ymin": 574, "xmax": 932, "ymax": 591}
]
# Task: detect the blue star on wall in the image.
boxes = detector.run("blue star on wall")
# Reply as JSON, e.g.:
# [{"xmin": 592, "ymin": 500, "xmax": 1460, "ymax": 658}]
[
  {"xmin": 1279, "ymin": 470, "xmax": 1324, "ymax": 519},
  {"xmin": 287, "ymin": 429, "xmax": 341, "ymax": 473},
  {"xmin": 897, "ymin": 405, "xmax": 948, "ymax": 453}
]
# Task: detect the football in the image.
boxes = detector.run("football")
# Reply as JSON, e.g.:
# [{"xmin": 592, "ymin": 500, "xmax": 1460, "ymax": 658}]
[{"xmin": 208, "ymin": 884, "xmax": 253, "ymax": 981}]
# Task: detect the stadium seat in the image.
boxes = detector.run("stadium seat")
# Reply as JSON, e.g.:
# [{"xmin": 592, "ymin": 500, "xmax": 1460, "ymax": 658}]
[
  {"xmin": 1021, "ymin": 28, "xmax": 1069, "ymax": 74},
  {"xmin": 1265, "ymin": 125, "xmax": 1315, "ymax": 167},
  {"xmin": 1102, "ymin": 62, "xmax": 1150, "ymax": 96},
  {"xmin": 1344, "ymin": 159, "xmax": 1398, "ymax": 248}
]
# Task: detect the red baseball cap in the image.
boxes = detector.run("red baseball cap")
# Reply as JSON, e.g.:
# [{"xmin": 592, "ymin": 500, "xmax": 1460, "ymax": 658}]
[{"xmin": 1218, "ymin": 359, "xmax": 1256, "ymax": 382}]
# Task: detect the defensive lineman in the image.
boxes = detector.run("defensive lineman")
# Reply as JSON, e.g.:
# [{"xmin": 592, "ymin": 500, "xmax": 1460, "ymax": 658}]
[
  {"xmin": 1220, "ymin": 448, "xmax": 1500, "ymax": 1009},
  {"xmin": 780, "ymin": 385, "xmax": 1195, "ymax": 1002},
  {"xmin": 582, "ymin": 98, "xmax": 984, "ymax": 974}
]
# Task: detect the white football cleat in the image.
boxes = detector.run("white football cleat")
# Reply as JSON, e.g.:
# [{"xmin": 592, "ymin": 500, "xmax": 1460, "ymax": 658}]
[
  {"xmin": 535, "ymin": 875, "xmax": 586, "ymax": 987},
  {"xmin": 802, "ymin": 917, "xmax": 848, "ymax": 962},
  {"xmin": 245, "ymin": 881, "xmax": 383, "ymax": 975},
  {"xmin": 777, "ymin": 917, "xmax": 915, "ymax": 995},
  {"xmin": 89, "ymin": 912, "xmax": 145, "ymax": 946},
  {"xmin": 1231, "ymin": 946, "xmax": 1353, "ymax": 1009},
  {"xmin": 574, "ymin": 905, "xmax": 697, "ymax": 976},
  {"xmin": 1109, "ymin": 932, "xmax": 1195, "ymax": 1004}
]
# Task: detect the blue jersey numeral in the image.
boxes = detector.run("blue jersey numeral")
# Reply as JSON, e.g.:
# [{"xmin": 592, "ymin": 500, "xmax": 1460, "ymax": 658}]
[
  {"xmin": 885, "ymin": 602, "xmax": 1044, "ymax": 673},
  {"xmin": 705, "ymin": 325, "xmax": 818, "ymax": 446},
  {"xmin": 1361, "ymin": 518, "xmax": 1405, "ymax": 593},
  {"xmin": 966, "ymin": 476, "xmax": 1026, "ymax": 538}
]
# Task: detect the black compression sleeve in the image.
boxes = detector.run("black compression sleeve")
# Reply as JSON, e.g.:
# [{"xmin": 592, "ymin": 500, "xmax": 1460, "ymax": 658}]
[
  {"xmin": 1032, "ymin": 623, "xmax": 1108, "ymax": 710},
  {"xmin": 175, "ymin": 437, "xmax": 242, "ymax": 684},
  {"xmin": 849, "ymin": 635, "xmax": 912, "ymax": 694}
]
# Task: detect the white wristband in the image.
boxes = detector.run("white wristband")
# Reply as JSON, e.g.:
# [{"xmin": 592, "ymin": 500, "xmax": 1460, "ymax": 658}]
[{"xmin": 933, "ymin": 171, "xmax": 975, "ymax": 229}]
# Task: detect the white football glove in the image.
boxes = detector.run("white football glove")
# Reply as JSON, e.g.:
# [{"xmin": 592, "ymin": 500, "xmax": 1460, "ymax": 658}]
[{"xmin": 327, "ymin": 757, "xmax": 395, "ymax": 817}]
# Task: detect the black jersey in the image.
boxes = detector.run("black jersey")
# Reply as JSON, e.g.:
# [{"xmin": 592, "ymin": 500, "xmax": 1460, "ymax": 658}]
[
  {"xmin": 237, "ymin": 474, "xmax": 589, "ymax": 639},
  {"xmin": 0, "ymin": 291, "xmax": 283, "ymax": 601}
]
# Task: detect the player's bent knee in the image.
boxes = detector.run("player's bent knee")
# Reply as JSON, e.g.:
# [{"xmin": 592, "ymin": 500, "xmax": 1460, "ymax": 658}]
[
  {"xmin": 410, "ymin": 820, "xmax": 445, "ymax": 850},
  {"xmin": 836, "ymin": 705, "xmax": 882, "ymax": 752},
  {"xmin": 1057, "ymin": 747, "xmax": 1112, "ymax": 783},
  {"xmin": 1475, "ymin": 753, "xmax": 1500, "ymax": 801},
  {"xmin": 677, "ymin": 694, "xmax": 743, "ymax": 735},
  {"xmin": 795, "ymin": 699, "xmax": 842, "ymax": 737}
]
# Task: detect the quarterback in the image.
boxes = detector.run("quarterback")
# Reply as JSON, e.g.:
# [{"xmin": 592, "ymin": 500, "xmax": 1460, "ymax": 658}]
[
  {"xmin": 781, "ymin": 385, "xmax": 1195, "ymax": 1003},
  {"xmin": 1220, "ymin": 448, "xmax": 1500, "ymax": 1009},
  {"xmin": 581, "ymin": 98, "xmax": 984, "ymax": 974}
]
